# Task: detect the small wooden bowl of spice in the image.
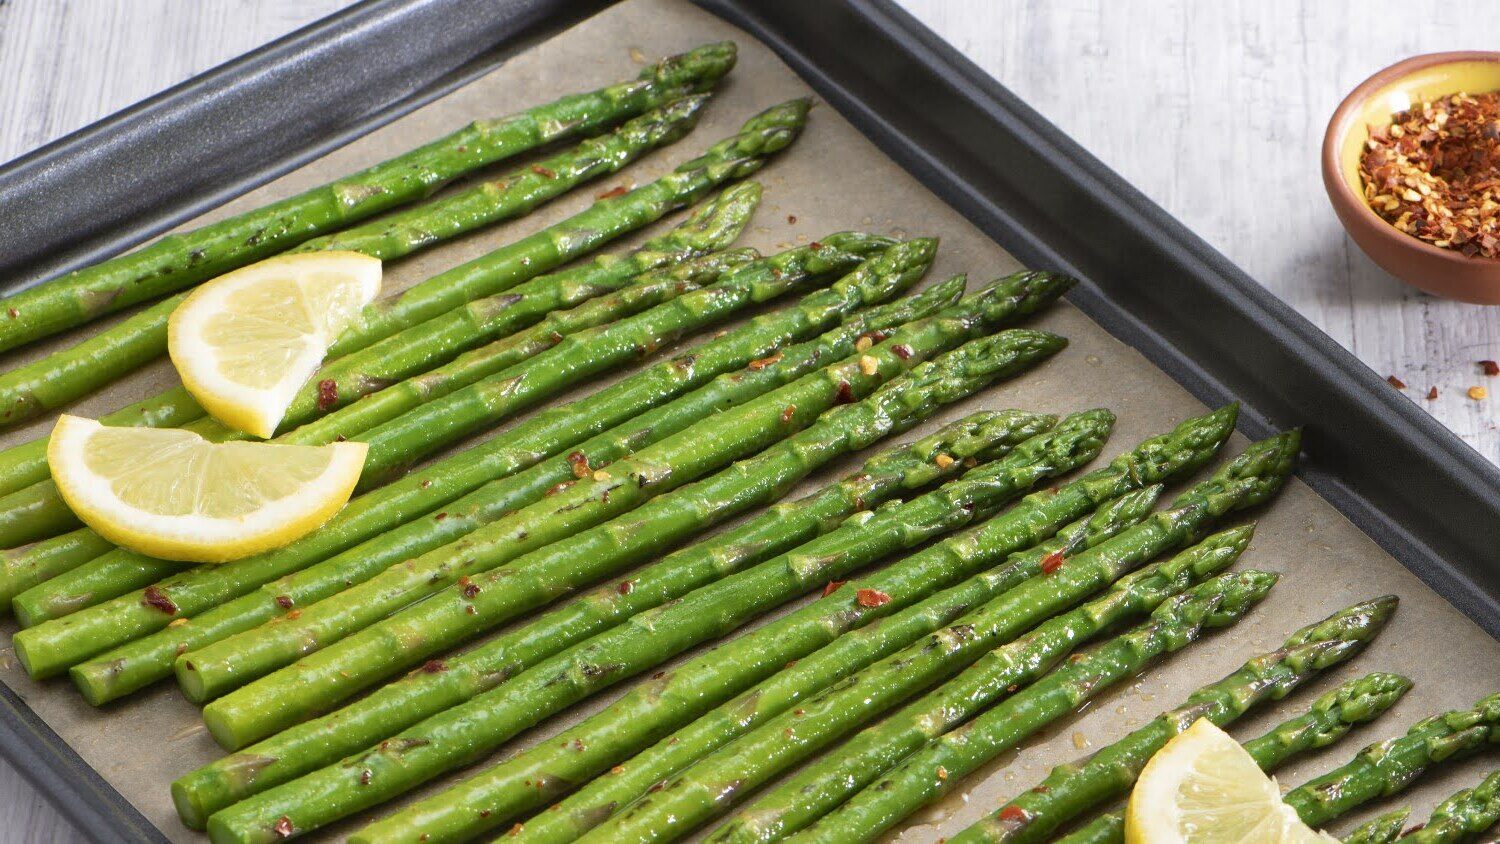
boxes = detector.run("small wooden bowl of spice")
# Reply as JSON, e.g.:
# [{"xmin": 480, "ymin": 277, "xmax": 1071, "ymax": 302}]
[{"xmin": 1323, "ymin": 51, "xmax": 1500, "ymax": 303}]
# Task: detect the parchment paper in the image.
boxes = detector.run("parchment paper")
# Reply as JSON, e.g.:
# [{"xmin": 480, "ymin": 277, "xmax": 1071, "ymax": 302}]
[{"xmin": 3, "ymin": 1, "xmax": 1497, "ymax": 840}]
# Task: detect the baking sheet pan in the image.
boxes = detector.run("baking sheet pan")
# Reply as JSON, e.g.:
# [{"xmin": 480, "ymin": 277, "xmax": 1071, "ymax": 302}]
[{"xmin": 4, "ymin": 0, "xmax": 1500, "ymax": 841}]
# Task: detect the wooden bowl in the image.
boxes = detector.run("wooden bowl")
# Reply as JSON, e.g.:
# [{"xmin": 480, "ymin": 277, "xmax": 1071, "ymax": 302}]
[{"xmin": 1322, "ymin": 51, "xmax": 1500, "ymax": 304}]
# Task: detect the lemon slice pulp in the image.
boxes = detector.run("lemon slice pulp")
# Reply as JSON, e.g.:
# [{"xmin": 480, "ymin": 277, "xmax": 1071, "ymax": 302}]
[
  {"xmin": 1125, "ymin": 718, "xmax": 1339, "ymax": 844},
  {"xmin": 49, "ymin": 415, "xmax": 367, "ymax": 562},
  {"xmin": 168, "ymin": 251, "xmax": 381, "ymax": 438}
]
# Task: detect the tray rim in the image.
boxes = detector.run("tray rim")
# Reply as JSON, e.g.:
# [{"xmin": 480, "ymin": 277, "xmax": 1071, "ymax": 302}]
[{"xmin": 5, "ymin": 0, "xmax": 1500, "ymax": 839}]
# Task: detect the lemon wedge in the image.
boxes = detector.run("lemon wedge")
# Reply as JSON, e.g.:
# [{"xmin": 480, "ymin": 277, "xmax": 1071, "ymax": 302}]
[
  {"xmin": 168, "ymin": 251, "xmax": 381, "ymax": 438},
  {"xmin": 1125, "ymin": 718, "xmax": 1339, "ymax": 844},
  {"xmin": 49, "ymin": 415, "xmax": 367, "ymax": 562}
]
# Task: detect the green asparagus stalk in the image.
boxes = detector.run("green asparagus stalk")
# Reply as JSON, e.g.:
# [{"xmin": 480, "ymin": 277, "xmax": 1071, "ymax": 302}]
[
  {"xmin": 1284, "ymin": 694, "xmax": 1500, "ymax": 829},
  {"xmin": 0, "ymin": 235, "xmax": 757, "ymax": 550},
  {"xmin": 1055, "ymin": 672, "xmax": 1414, "ymax": 844},
  {"xmin": 953, "ymin": 600, "xmax": 1403, "ymax": 844},
  {"xmin": 1401, "ymin": 770, "xmax": 1500, "ymax": 843},
  {"xmin": 801, "ymin": 595, "xmax": 1393, "ymax": 844},
  {"xmin": 0, "ymin": 531, "xmax": 114, "ymax": 606},
  {"xmin": 0, "ymin": 88, "xmax": 792, "ymax": 508},
  {"xmin": 13, "ymin": 234, "xmax": 898, "ymax": 677},
  {"xmin": 334, "ymin": 411, "xmax": 1247, "ymax": 844},
  {"xmin": 82, "ymin": 280, "xmax": 968, "ymax": 706},
  {"xmin": 0, "ymin": 83, "xmax": 721, "ymax": 427},
  {"xmin": 198, "ymin": 290, "xmax": 1066, "ymax": 748},
  {"xmin": 1344, "ymin": 810, "xmax": 1413, "ymax": 844},
  {"xmin": 202, "ymin": 411, "xmax": 1114, "ymax": 843},
  {"xmin": 0, "ymin": 42, "xmax": 733, "ymax": 358},
  {"xmin": 593, "ymin": 526, "xmax": 1257, "ymax": 844}
]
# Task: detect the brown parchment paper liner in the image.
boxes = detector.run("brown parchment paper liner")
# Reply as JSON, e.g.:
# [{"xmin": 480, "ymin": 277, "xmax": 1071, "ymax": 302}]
[{"xmin": 2, "ymin": 1, "xmax": 1496, "ymax": 840}]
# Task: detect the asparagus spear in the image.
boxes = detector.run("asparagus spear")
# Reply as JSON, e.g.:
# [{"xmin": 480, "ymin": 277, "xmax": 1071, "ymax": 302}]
[
  {"xmin": 0, "ymin": 531, "xmax": 113, "ymax": 606},
  {"xmin": 957, "ymin": 612, "xmax": 1405, "ymax": 844},
  {"xmin": 1054, "ymin": 672, "xmax": 1414, "ymax": 844},
  {"xmin": 0, "ymin": 89, "xmax": 793, "ymax": 507},
  {"xmin": 83, "ymin": 279, "xmax": 968, "ymax": 705},
  {"xmin": 0, "ymin": 88, "xmax": 718, "ymax": 428},
  {"xmin": 202, "ymin": 411, "xmax": 1113, "ymax": 843},
  {"xmin": 198, "ymin": 292, "xmax": 1065, "ymax": 748},
  {"xmin": 0, "ymin": 42, "xmax": 734, "ymax": 359},
  {"xmin": 0, "ymin": 236, "xmax": 757, "ymax": 550},
  {"xmin": 168, "ymin": 411, "xmax": 1033, "ymax": 830},
  {"xmin": 800, "ymin": 596, "xmax": 1393, "ymax": 844},
  {"xmin": 14, "ymin": 234, "xmax": 903, "ymax": 676},
  {"xmin": 1345, "ymin": 810, "xmax": 1414, "ymax": 844},
  {"xmin": 1400, "ymin": 770, "xmax": 1500, "ymax": 843},
  {"xmin": 594, "ymin": 527, "xmax": 1256, "ymax": 843},
  {"xmin": 1283, "ymin": 694, "xmax": 1500, "ymax": 829},
  {"xmin": 349, "ymin": 411, "xmax": 1245, "ymax": 844}
]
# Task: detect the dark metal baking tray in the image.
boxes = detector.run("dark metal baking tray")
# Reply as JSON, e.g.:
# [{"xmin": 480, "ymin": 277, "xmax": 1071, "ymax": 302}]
[{"xmin": 3, "ymin": 0, "xmax": 1498, "ymax": 840}]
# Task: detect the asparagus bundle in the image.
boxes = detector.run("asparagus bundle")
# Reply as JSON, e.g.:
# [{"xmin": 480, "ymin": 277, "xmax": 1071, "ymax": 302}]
[
  {"xmin": 169, "ymin": 412, "xmax": 1039, "ymax": 828},
  {"xmin": 593, "ymin": 528, "xmax": 1259, "ymax": 843},
  {"xmin": 799, "ymin": 596, "xmax": 1393, "ymax": 844},
  {"xmin": 14, "ymin": 234, "xmax": 898, "ymax": 677},
  {"xmin": 0, "ymin": 90, "xmax": 798, "ymax": 511},
  {"xmin": 1349, "ymin": 769, "xmax": 1500, "ymax": 843},
  {"xmin": 526, "ymin": 487, "xmax": 1165, "ymax": 844},
  {"xmin": 0, "ymin": 79, "xmax": 722, "ymax": 428},
  {"xmin": 203, "ymin": 412, "xmax": 1114, "ymax": 843},
  {"xmin": 1053, "ymin": 672, "xmax": 1414, "ymax": 844},
  {"xmin": 86, "ymin": 279, "xmax": 968, "ymax": 705},
  {"xmin": 199, "ymin": 282, "xmax": 1067, "ymax": 747},
  {"xmin": 1283, "ymin": 694, "xmax": 1500, "ymax": 829},
  {"xmin": 0, "ymin": 42, "xmax": 734, "ymax": 358}
]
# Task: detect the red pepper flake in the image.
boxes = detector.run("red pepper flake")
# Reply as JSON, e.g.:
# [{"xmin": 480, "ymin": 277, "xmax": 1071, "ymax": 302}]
[
  {"xmin": 611, "ymin": 765, "xmax": 626, "ymax": 775},
  {"xmin": 855, "ymin": 588, "xmax": 891, "ymax": 608},
  {"xmin": 5, "ymin": 309, "xmax": 16, "ymax": 319},
  {"xmin": 1040, "ymin": 551, "xmax": 1065, "ymax": 574},
  {"xmin": 459, "ymin": 577, "xmax": 480, "ymax": 599},
  {"xmin": 434, "ymin": 512, "xmax": 448, "ymax": 521},
  {"xmin": 891, "ymin": 344, "xmax": 913, "ymax": 360},
  {"xmin": 275, "ymin": 595, "xmax": 294, "ymax": 610},
  {"xmin": 420, "ymin": 480, "xmax": 432, "ymax": 489},
  {"xmin": 999, "ymin": 806, "xmax": 1028, "ymax": 822},
  {"xmin": 544, "ymin": 481, "xmax": 572, "ymax": 497},
  {"xmin": 272, "ymin": 816, "xmax": 295, "ymax": 838},
  {"xmin": 466, "ymin": 605, "xmax": 477, "ymax": 615},
  {"xmin": 834, "ymin": 380, "xmax": 855, "ymax": 404},
  {"xmin": 781, "ymin": 405, "xmax": 796, "ymax": 424},
  {"xmin": 748, "ymin": 351, "xmax": 783, "ymax": 370},
  {"xmin": 1031, "ymin": 785, "xmax": 1051, "ymax": 793},
  {"xmin": 784, "ymin": 727, "xmax": 795, "ymax": 737},
  {"xmin": 1482, "ymin": 360, "xmax": 1500, "ymax": 375},
  {"xmin": 1386, "ymin": 375, "xmax": 1407, "ymax": 389},
  {"xmin": 421, "ymin": 659, "xmax": 448, "ymax": 673},
  {"xmin": 1428, "ymin": 386, "xmax": 1440, "ymax": 400},
  {"xmin": 787, "ymin": 214, "xmax": 797, "ymax": 224},
  {"xmin": 794, "ymin": 708, "xmax": 806, "ymax": 716},
  {"xmin": 809, "ymin": 240, "xmax": 823, "ymax": 250},
  {"xmin": 359, "ymin": 769, "xmax": 372, "ymax": 786},
  {"xmin": 285, "ymin": 609, "xmax": 302, "ymax": 620},
  {"xmin": 596, "ymin": 185, "xmax": 628, "ymax": 200},
  {"xmin": 508, "ymin": 823, "xmax": 524, "ymax": 837},
  {"xmin": 567, "ymin": 451, "xmax": 590, "ymax": 478},
  {"xmin": 142, "ymin": 585, "xmax": 177, "ymax": 615},
  {"xmin": 531, "ymin": 164, "xmax": 556, "ymax": 178},
  {"xmin": 936, "ymin": 765, "xmax": 948, "ymax": 780},
  {"xmin": 618, "ymin": 580, "xmax": 634, "ymax": 595},
  {"xmin": 649, "ymin": 781, "xmax": 667, "ymax": 793},
  {"xmin": 652, "ymin": 671, "xmax": 666, "ymax": 679},
  {"xmin": 822, "ymin": 580, "xmax": 846, "ymax": 597},
  {"xmin": 316, "ymin": 378, "xmax": 339, "ymax": 411}
]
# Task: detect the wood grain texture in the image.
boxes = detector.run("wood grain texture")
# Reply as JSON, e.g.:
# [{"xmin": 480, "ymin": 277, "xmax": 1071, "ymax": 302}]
[{"xmin": 1, "ymin": 0, "xmax": 1498, "ymax": 840}]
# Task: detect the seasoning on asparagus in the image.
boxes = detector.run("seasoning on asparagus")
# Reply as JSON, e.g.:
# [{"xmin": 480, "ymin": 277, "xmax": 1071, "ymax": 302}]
[
  {"xmin": 595, "ymin": 527, "xmax": 1257, "ymax": 843},
  {"xmin": 17, "ymin": 236, "xmax": 904, "ymax": 682},
  {"xmin": 169, "ymin": 409, "xmax": 1035, "ymax": 828},
  {"xmin": 1283, "ymin": 694, "xmax": 1500, "ymax": 829},
  {"xmin": 201, "ymin": 411, "xmax": 1115, "ymax": 843},
  {"xmin": 1054, "ymin": 673, "xmax": 1414, "ymax": 844},
  {"xmin": 90, "ymin": 277, "xmax": 968, "ymax": 705},
  {"xmin": 0, "ymin": 47, "xmax": 733, "ymax": 422},
  {"xmin": 199, "ymin": 293, "xmax": 1065, "ymax": 748}
]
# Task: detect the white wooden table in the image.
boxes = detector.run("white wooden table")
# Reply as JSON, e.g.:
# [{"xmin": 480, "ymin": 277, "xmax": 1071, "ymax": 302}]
[{"xmin": 4, "ymin": 0, "xmax": 1500, "ymax": 839}]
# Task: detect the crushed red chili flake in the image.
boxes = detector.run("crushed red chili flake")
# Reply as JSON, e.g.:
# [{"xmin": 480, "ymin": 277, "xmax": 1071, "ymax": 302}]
[
  {"xmin": 998, "ymin": 806, "xmax": 1028, "ymax": 822},
  {"xmin": 273, "ymin": 816, "xmax": 295, "ymax": 838},
  {"xmin": 1387, "ymin": 375, "xmax": 1407, "ymax": 389},
  {"xmin": 459, "ymin": 577, "xmax": 480, "ymax": 599},
  {"xmin": 855, "ymin": 588, "xmax": 891, "ymax": 608},
  {"xmin": 531, "ymin": 164, "xmax": 557, "ymax": 178},
  {"xmin": 567, "ymin": 451, "xmax": 591, "ymax": 479},
  {"xmin": 834, "ymin": 380, "xmax": 855, "ymax": 404},
  {"xmin": 508, "ymin": 823, "xmax": 524, "ymax": 837},
  {"xmin": 809, "ymin": 240, "xmax": 823, "ymax": 249},
  {"xmin": 316, "ymin": 378, "xmax": 339, "ymax": 411},
  {"xmin": 936, "ymin": 765, "xmax": 948, "ymax": 780},
  {"xmin": 891, "ymin": 344, "xmax": 913, "ymax": 360},
  {"xmin": 781, "ymin": 405, "xmax": 797, "ymax": 423},
  {"xmin": 420, "ymin": 480, "xmax": 432, "ymax": 489},
  {"xmin": 822, "ymin": 580, "xmax": 846, "ymax": 597},
  {"xmin": 421, "ymin": 659, "xmax": 448, "ymax": 673},
  {"xmin": 618, "ymin": 580, "xmax": 634, "ymax": 595},
  {"xmin": 748, "ymin": 351, "xmax": 783, "ymax": 370},
  {"xmin": 1482, "ymin": 360, "xmax": 1500, "ymax": 375},
  {"xmin": 275, "ymin": 595, "xmax": 294, "ymax": 610},
  {"xmin": 1428, "ymin": 386, "xmax": 1440, "ymax": 399},
  {"xmin": 142, "ymin": 585, "xmax": 177, "ymax": 615},
  {"xmin": 285, "ymin": 609, "xmax": 302, "ymax": 620},
  {"xmin": 1360, "ymin": 91, "xmax": 1500, "ymax": 259},
  {"xmin": 359, "ymin": 769, "xmax": 372, "ymax": 786},
  {"xmin": 5, "ymin": 309, "xmax": 16, "ymax": 319},
  {"xmin": 596, "ymin": 185, "xmax": 629, "ymax": 200},
  {"xmin": 434, "ymin": 512, "xmax": 448, "ymax": 521},
  {"xmin": 1040, "ymin": 550, "xmax": 1065, "ymax": 574}
]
